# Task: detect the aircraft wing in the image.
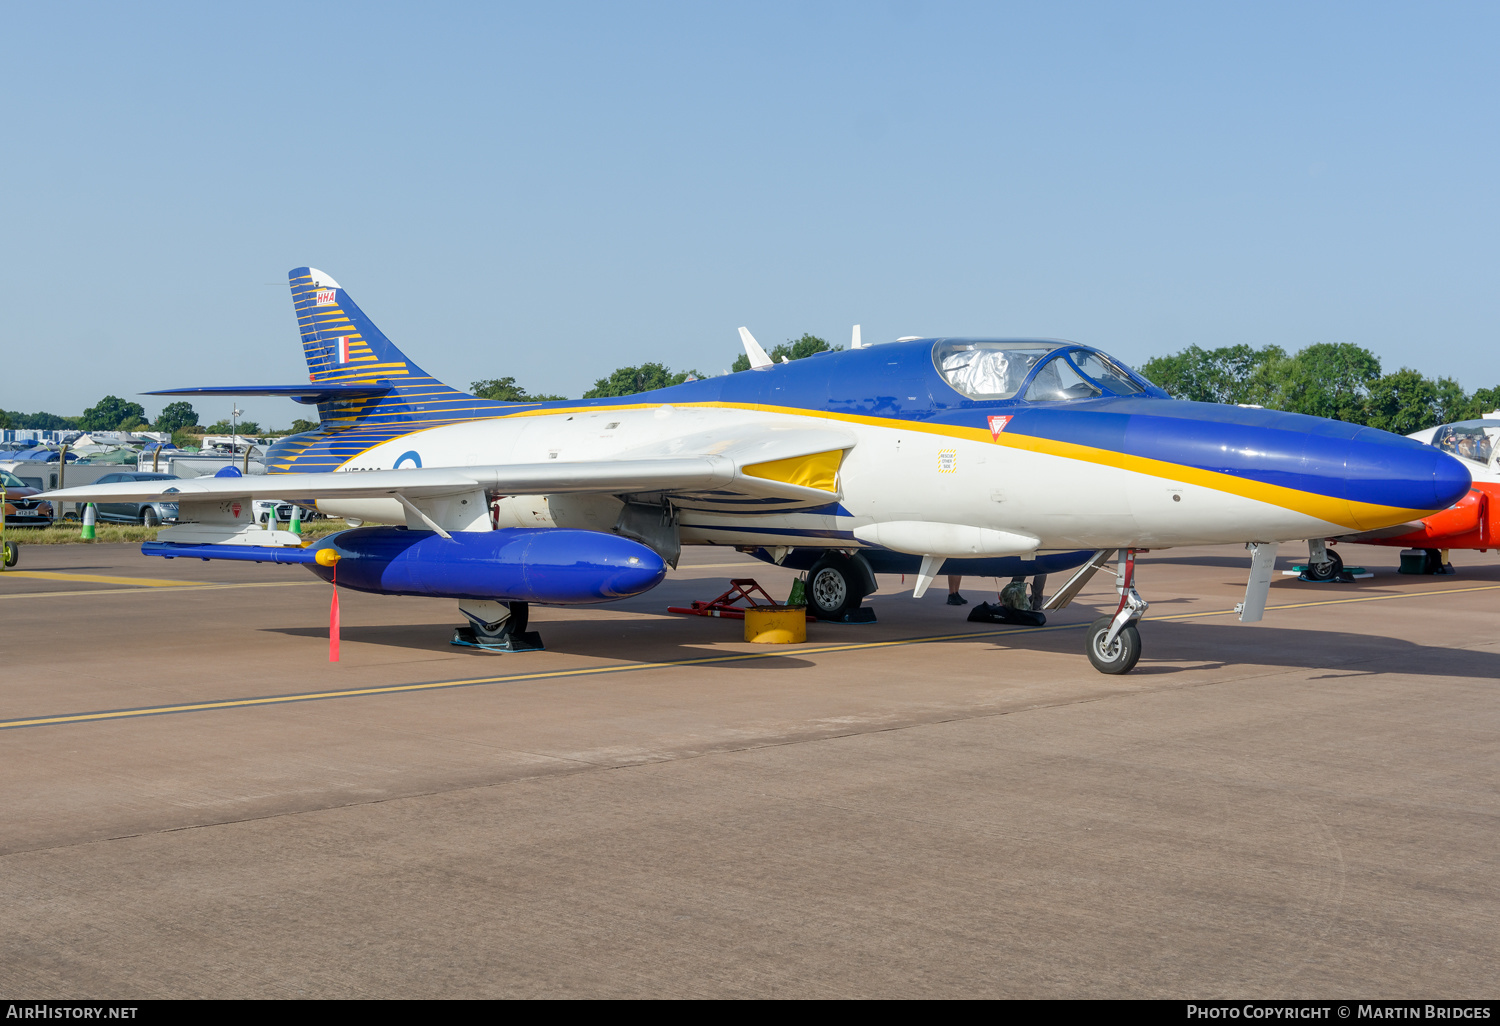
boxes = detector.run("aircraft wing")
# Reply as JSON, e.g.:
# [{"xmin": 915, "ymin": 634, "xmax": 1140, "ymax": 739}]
[
  {"xmin": 1330, "ymin": 521, "xmax": 1430, "ymax": 542},
  {"xmin": 41, "ymin": 459, "xmax": 732, "ymax": 502},
  {"xmin": 42, "ymin": 431, "xmax": 853, "ymax": 507}
]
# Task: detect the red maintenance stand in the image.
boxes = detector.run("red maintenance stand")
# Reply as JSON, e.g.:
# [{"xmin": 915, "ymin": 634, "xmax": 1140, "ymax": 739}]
[{"xmin": 668, "ymin": 579, "xmax": 813, "ymax": 620}]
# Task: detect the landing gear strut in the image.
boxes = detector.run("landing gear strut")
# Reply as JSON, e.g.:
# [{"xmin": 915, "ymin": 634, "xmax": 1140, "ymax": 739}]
[
  {"xmin": 1085, "ymin": 550, "xmax": 1147, "ymax": 674},
  {"xmin": 452, "ymin": 599, "xmax": 544, "ymax": 652},
  {"xmin": 1301, "ymin": 539, "xmax": 1345, "ymax": 582}
]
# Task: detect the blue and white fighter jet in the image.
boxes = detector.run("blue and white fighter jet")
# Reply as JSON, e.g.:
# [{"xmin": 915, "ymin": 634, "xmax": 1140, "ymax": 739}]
[{"xmin": 44, "ymin": 268, "xmax": 1471, "ymax": 673}]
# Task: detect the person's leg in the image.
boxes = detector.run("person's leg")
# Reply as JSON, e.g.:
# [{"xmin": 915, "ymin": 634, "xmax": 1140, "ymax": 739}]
[{"xmin": 947, "ymin": 575, "xmax": 967, "ymax": 605}]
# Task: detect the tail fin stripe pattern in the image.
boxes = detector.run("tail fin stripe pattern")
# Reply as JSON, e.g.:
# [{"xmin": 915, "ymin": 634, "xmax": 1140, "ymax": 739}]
[{"xmin": 268, "ymin": 267, "xmax": 536, "ymax": 473}]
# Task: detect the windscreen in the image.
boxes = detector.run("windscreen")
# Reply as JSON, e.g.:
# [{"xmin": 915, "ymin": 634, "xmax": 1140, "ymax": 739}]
[
  {"xmin": 1025, "ymin": 354, "xmax": 1103, "ymax": 402},
  {"xmin": 1071, "ymin": 350, "xmax": 1144, "ymax": 395},
  {"xmin": 1430, "ymin": 420, "xmax": 1500, "ymax": 467}
]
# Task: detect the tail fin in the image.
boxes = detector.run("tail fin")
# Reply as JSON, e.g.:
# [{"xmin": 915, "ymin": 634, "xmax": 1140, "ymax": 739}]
[{"xmin": 290, "ymin": 267, "xmax": 505, "ymax": 427}]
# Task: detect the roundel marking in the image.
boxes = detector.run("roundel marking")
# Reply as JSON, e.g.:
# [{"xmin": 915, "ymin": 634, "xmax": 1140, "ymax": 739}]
[{"xmin": 394, "ymin": 451, "xmax": 423, "ymax": 469}]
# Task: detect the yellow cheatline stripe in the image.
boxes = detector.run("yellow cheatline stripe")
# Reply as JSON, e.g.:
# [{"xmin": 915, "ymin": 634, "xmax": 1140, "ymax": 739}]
[
  {"xmin": 493, "ymin": 400, "xmax": 1429, "ymax": 530},
  {"xmin": 0, "ymin": 580, "xmax": 322, "ymax": 601},
  {"xmin": 3, "ymin": 583, "xmax": 1493, "ymax": 732}
]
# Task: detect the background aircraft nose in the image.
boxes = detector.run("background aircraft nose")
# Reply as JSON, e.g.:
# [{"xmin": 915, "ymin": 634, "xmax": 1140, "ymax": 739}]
[{"xmin": 1341, "ymin": 427, "xmax": 1472, "ymax": 530}]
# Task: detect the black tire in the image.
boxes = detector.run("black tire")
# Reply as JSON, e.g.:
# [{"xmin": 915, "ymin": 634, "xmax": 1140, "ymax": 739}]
[
  {"xmin": 807, "ymin": 553, "xmax": 865, "ymax": 620},
  {"xmin": 3, "ymin": 541, "xmax": 17, "ymax": 568},
  {"xmin": 62, "ymin": 510, "xmax": 80, "ymax": 523},
  {"xmin": 1304, "ymin": 549, "xmax": 1343, "ymax": 582},
  {"xmin": 1086, "ymin": 616, "xmax": 1141, "ymax": 675},
  {"xmin": 142, "ymin": 507, "xmax": 161, "ymax": 528},
  {"xmin": 505, "ymin": 601, "xmax": 529, "ymax": 635},
  {"xmin": 1423, "ymin": 549, "xmax": 1444, "ymax": 574}
]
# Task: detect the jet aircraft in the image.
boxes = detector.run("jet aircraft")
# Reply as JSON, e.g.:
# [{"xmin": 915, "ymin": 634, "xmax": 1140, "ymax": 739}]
[
  {"xmin": 1299, "ymin": 417, "xmax": 1498, "ymax": 579},
  {"xmin": 44, "ymin": 268, "xmax": 1472, "ymax": 673}
]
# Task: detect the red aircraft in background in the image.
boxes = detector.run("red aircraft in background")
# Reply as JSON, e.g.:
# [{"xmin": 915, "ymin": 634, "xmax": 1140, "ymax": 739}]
[{"xmin": 1304, "ymin": 417, "xmax": 1499, "ymax": 579}]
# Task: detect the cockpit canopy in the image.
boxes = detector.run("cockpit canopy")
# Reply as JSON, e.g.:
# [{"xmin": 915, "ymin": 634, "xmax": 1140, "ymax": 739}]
[
  {"xmin": 933, "ymin": 340, "xmax": 1148, "ymax": 402},
  {"xmin": 1429, "ymin": 419, "xmax": 1499, "ymax": 468}
]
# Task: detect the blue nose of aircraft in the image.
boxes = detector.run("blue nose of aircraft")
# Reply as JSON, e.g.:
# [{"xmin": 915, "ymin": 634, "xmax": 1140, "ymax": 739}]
[
  {"xmin": 1339, "ymin": 426, "xmax": 1473, "ymax": 527},
  {"xmin": 1020, "ymin": 401, "xmax": 1473, "ymax": 533}
]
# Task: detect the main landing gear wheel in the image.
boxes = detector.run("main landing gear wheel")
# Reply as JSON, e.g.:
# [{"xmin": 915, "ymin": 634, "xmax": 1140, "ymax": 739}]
[
  {"xmin": 1304, "ymin": 549, "xmax": 1343, "ymax": 582},
  {"xmin": 2, "ymin": 541, "xmax": 18, "ymax": 568},
  {"xmin": 807, "ymin": 553, "xmax": 863, "ymax": 620},
  {"xmin": 1086, "ymin": 616, "xmax": 1141, "ymax": 675},
  {"xmin": 452, "ymin": 600, "xmax": 543, "ymax": 652}
]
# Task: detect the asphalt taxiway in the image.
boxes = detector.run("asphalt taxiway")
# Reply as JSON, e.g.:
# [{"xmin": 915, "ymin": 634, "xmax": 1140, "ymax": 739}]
[{"xmin": 0, "ymin": 540, "xmax": 1495, "ymax": 997}]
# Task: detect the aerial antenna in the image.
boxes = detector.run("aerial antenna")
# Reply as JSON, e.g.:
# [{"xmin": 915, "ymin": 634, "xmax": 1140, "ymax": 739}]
[
  {"xmin": 738, "ymin": 327, "xmax": 773, "ymax": 369},
  {"xmin": 851, "ymin": 324, "xmax": 867, "ymax": 350}
]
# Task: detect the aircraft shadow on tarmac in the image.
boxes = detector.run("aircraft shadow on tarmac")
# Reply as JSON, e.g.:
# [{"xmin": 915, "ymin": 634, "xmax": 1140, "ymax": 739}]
[
  {"xmin": 262, "ymin": 622, "xmax": 822, "ymax": 670},
  {"xmin": 263, "ymin": 607, "xmax": 1493, "ymax": 681}
]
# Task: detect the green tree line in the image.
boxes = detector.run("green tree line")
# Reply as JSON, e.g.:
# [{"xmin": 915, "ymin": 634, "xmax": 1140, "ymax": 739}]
[
  {"xmin": 9, "ymin": 337, "xmax": 1495, "ymax": 441},
  {"xmin": 1140, "ymin": 343, "xmax": 1500, "ymax": 436}
]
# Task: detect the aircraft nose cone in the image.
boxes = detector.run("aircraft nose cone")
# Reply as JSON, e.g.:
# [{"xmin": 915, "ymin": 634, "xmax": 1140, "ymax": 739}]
[{"xmin": 1343, "ymin": 427, "xmax": 1472, "ymax": 530}]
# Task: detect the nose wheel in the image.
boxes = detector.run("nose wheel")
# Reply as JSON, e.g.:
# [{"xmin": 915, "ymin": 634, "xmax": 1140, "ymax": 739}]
[{"xmin": 1086, "ymin": 617, "xmax": 1141, "ymax": 674}]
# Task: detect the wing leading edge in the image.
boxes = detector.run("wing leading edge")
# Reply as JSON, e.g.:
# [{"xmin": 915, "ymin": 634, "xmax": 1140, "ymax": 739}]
[{"xmin": 43, "ymin": 443, "xmax": 852, "ymax": 508}]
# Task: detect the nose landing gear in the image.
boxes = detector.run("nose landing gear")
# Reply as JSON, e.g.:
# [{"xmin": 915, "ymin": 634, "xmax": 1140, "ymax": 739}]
[
  {"xmin": 1043, "ymin": 549, "xmax": 1147, "ymax": 674},
  {"xmin": 1086, "ymin": 550, "xmax": 1147, "ymax": 674}
]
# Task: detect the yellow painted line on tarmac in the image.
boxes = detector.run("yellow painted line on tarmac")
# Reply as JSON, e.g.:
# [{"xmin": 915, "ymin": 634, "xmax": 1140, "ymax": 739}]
[
  {"xmin": 3, "ymin": 583, "xmax": 1495, "ymax": 732},
  {"xmin": 0, "ymin": 580, "xmax": 323, "ymax": 601},
  {"xmin": 1, "ymin": 570, "xmax": 206, "ymax": 588},
  {"xmin": 1150, "ymin": 583, "xmax": 1500, "ymax": 622}
]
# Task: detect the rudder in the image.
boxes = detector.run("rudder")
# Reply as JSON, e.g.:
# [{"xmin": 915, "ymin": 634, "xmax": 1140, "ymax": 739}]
[{"xmin": 288, "ymin": 267, "xmax": 505, "ymax": 426}]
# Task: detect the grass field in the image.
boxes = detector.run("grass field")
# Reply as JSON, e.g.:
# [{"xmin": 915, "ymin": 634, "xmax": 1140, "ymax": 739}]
[{"xmin": 1, "ymin": 519, "xmax": 349, "ymax": 545}]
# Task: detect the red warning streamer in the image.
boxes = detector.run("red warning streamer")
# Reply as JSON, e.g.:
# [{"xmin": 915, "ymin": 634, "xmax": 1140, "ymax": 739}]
[{"xmin": 329, "ymin": 562, "xmax": 341, "ymax": 662}]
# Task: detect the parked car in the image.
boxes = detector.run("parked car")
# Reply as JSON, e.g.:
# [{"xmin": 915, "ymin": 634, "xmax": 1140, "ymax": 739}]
[
  {"xmin": 0, "ymin": 469, "xmax": 54, "ymax": 527},
  {"xmin": 90, "ymin": 472, "xmax": 181, "ymax": 526},
  {"xmin": 254, "ymin": 499, "xmax": 297, "ymax": 524}
]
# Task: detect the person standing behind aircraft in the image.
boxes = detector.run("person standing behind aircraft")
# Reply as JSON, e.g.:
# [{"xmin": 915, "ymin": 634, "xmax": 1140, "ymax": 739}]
[{"xmin": 947, "ymin": 575, "xmax": 967, "ymax": 605}]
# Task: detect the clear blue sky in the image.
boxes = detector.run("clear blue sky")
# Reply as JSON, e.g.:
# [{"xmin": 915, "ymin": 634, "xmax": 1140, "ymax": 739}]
[{"xmin": 2, "ymin": 1, "xmax": 1497, "ymax": 427}]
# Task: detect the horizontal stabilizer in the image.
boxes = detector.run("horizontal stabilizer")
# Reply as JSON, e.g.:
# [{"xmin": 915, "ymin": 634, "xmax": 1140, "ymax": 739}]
[{"xmin": 146, "ymin": 384, "xmax": 394, "ymax": 406}]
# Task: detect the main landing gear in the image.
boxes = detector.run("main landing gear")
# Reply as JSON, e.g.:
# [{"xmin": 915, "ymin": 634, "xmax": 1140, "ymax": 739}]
[
  {"xmin": 1301, "ymin": 539, "xmax": 1346, "ymax": 582},
  {"xmin": 804, "ymin": 551, "xmax": 878, "ymax": 623},
  {"xmin": 452, "ymin": 599, "xmax": 544, "ymax": 652},
  {"xmin": 1041, "ymin": 549, "xmax": 1148, "ymax": 675}
]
